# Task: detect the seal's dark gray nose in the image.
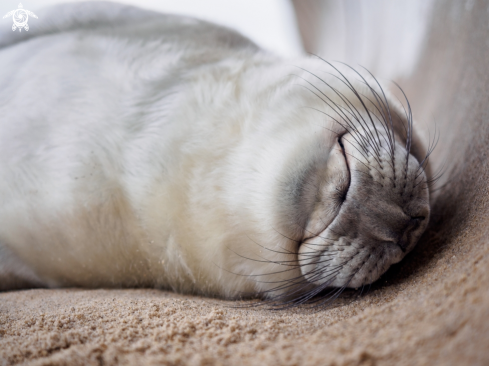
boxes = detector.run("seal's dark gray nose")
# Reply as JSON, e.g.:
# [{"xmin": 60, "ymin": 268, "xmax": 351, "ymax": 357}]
[{"xmin": 398, "ymin": 216, "xmax": 425, "ymax": 252}]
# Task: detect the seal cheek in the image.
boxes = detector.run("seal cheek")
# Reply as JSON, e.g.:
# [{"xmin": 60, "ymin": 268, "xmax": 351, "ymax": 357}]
[
  {"xmin": 297, "ymin": 232, "xmax": 332, "ymax": 284},
  {"xmin": 302, "ymin": 139, "xmax": 350, "ymax": 240}
]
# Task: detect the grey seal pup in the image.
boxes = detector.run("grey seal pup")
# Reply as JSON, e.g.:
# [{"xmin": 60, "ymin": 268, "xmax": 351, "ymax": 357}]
[{"xmin": 0, "ymin": 2, "xmax": 431, "ymax": 305}]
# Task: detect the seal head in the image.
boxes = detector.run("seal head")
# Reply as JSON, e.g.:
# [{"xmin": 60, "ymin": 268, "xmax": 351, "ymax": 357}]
[
  {"xmin": 254, "ymin": 66, "xmax": 432, "ymax": 303},
  {"xmin": 298, "ymin": 133, "xmax": 430, "ymax": 289}
]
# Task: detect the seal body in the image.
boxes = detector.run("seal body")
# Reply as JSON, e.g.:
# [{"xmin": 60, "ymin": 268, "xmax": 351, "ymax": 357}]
[{"xmin": 0, "ymin": 2, "xmax": 430, "ymax": 301}]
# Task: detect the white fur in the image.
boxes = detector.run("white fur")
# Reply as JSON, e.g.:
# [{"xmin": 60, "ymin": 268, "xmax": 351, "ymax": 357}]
[{"xmin": 0, "ymin": 2, "xmax": 427, "ymax": 298}]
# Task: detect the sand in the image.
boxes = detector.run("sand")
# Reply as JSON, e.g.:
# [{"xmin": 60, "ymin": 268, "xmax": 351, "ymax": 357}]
[{"xmin": 1, "ymin": 1, "xmax": 489, "ymax": 365}]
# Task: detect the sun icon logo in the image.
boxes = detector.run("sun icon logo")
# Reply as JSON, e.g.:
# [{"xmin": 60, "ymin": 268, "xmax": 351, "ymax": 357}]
[{"xmin": 3, "ymin": 3, "xmax": 38, "ymax": 32}]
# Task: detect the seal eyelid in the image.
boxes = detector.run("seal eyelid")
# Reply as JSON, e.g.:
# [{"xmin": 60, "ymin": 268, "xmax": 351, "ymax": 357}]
[
  {"xmin": 336, "ymin": 136, "xmax": 351, "ymax": 203},
  {"xmin": 337, "ymin": 135, "xmax": 348, "ymax": 162},
  {"xmin": 334, "ymin": 186, "xmax": 347, "ymax": 201}
]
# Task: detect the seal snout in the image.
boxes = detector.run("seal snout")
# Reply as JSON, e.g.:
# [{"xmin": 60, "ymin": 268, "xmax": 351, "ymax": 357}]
[
  {"xmin": 296, "ymin": 128, "xmax": 430, "ymax": 289},
  {"xmin": 367, "ymin": 209, "xmax": 427, "ymax": 254}
]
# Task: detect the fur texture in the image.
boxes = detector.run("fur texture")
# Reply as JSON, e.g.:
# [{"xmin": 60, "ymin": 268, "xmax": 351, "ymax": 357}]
[{"xmin": 0, "ymin": 2, "xmax": 430, "ymax": 303}]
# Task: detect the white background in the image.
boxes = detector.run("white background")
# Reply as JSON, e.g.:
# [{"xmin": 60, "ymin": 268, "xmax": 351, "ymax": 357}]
[{"xmin": 0, "ymin": 0, "xmax": 304, "ymax": 57}]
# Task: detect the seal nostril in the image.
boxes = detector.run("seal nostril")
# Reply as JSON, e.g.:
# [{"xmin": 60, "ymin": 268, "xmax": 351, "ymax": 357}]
[{"xmin": 397, "ymin": 216, "xmax": 426, "ymax": 252}]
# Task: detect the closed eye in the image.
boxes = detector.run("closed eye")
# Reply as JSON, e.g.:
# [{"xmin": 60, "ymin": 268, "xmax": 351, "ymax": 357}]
[
  {"xmin": 335, "ymin": 136, "xmax": 350, "ymax": 203},
  {"xmin": 335, "ymin": 185, "xmax": 348, "ymax": 202}
]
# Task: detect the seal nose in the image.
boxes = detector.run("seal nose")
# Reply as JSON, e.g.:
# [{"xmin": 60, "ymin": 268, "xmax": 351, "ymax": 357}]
[{"xmin": 397, "ymin": 216, "xmax": 425, "ymax": 252}]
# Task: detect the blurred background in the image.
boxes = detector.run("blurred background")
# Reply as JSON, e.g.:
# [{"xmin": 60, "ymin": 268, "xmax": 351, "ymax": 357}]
[
  {"xmin": 1, "ymin": 0, "xmax": 436, "ymax": 80},
  {"xmin": 0, "ymin": 0, "xmax": 304, "ymax": 57}
]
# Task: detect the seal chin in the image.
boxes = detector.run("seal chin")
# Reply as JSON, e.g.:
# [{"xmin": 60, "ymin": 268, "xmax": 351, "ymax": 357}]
[{"xmin": 298, "ymin": 229, "xmax": 407, "ymax": 288}]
